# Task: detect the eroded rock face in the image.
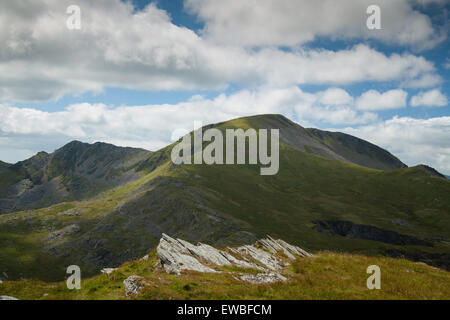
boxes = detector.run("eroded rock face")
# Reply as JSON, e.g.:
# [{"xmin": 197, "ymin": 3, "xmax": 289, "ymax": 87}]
[{"xmin": 155, "ymin": 233, "xmax": 311, "ymax": 283}]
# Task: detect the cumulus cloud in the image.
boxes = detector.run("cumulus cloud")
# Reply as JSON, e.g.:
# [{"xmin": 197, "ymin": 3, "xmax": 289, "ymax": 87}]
[
  {"xmin": 318, "ymin": 88, "xmax": 354, "ymax": 105},
  {"xmin": 356, "ymin": 89, "xmax": 408, "ymax": 110},
  {"xmin": 186, "ymin": 0, "xmax": 445, "ymax": 48},
  {"xmin": 342, "ymin": 116, "xmax": 450, "ymax": 175},
  {"xmin": 0, "ymin": 0, "xmax": 441, "ymax": 102},
  {"xmin": 410, "ymin": 89, "xmax": 448, "ymax": 107}
]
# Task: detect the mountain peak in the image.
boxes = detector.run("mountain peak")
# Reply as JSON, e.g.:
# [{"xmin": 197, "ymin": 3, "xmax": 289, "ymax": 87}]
[{"xmin": 208, "ymin": 114, "xmax": 405, "ymax": 171}]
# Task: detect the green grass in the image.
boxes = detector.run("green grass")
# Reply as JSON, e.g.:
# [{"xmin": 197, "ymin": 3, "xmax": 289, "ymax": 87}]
[{"xmin": 1, "ymin": 251, "xmax": 448, "ymax": 300}]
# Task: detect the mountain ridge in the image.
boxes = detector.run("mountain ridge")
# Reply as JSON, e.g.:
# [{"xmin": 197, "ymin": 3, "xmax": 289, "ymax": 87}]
[{"xmin": 0, "ymin": 141, "xmax": 150, "ymax": 213}]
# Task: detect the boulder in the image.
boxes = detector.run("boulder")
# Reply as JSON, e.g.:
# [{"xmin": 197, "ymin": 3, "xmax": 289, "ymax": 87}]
[{"xmin": 123, "ymin": 275, "xmax": 144, "ymax": 296}]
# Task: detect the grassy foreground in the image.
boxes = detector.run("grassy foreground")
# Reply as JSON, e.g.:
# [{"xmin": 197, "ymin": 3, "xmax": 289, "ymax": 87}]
[{"xmin": 1, "ymin": 251, "xmax": 449, "ymax": 300}]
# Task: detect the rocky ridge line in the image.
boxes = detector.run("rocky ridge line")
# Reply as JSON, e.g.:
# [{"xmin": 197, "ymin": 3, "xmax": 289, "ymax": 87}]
[{"xmin": 154, "ymin": 234, "xmax": 311, "ymax": 284}]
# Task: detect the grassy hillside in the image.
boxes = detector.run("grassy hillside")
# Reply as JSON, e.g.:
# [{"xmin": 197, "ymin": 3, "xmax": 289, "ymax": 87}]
[{"xmin": 1, "ymin": 250, "xmax": 448, "ymax": 300}]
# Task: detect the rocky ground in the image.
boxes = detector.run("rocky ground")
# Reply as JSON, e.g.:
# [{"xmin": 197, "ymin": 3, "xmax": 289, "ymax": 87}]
[{"xmin": 121, "ymin": 234, "xmax": 312, "ymax": 296}]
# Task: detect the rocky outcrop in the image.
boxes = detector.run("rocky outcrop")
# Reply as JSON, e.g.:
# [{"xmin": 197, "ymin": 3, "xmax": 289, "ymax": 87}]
[
  {"xmin": 155, "ymin": 234, "xmax": 311, "ymax": 284},
  {"xmin": 257, "ymin": 236, "xmax": 312, "ymax": 258},
  {"xmin": 123, "ymin": 275, "xmax": 144, "ymax": 296},
  {"xmin": 238, "ymin": 273, "xmax": 287, "ymax": 284}
]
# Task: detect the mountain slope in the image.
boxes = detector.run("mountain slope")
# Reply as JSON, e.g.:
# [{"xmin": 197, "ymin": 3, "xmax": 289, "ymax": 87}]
[
  {"xmin": 0, "ymin": 114, "xmax": 449, "ymax": 281},
  {"xmin": 306, "ymin": 128, "xmax": 407, "ymax": 170},
  {"xmin": 0, "ymin": 141, "xmax": 150, "ymax": 213},
  {"xmin": 0, "ymin": 160, "xmax": 10, "ymax": 171}
]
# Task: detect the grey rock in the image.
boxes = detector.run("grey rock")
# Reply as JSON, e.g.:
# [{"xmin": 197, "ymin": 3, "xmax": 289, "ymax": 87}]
[
  {"xmin": 235, "ymin": 245, "xmax": 285, "ymax": 271},
  {"xmin": 123, "ymin": 275, "xmax": 144, "ymax": 296},
  {"xmin": 157, "ymin": 234, "xmax": 217, "ymax": 275},
  {"xmin": 0, "ymin": 296, "xmax": 19, "ymax": 300},
  {"xmin": 156, "ymin": 234, "xmax": 311, "ymax": 279},
  {"xmin": 46, "ymin": 224, "xmax": 81, "ymax": 241},
  {"xmin": 239, "ymin": 272, "xmax": 287, "ymax": 284},
  {"xmin": 176, "ymin": 238, "xmax": 232, "ymax": 266},
  {"xmin": 256, "ymin": 236, "xmax": 311, "ymax": 258}
]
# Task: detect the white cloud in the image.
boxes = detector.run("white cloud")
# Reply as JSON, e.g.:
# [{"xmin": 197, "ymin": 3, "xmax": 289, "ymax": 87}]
[
  {"xmin": 186, "ymin": 0, "xmax": 445, "ymax": 49},
  {"xmin": 356, "ymin": 89, "xmax": 408, "ymax": 110},
  {"xmin": 0, "ymin": 0, "xmax": 441, "ymax": 102},
  {"xmin": 318, "ymin": 88, "xmax": 354, "ymax": 105},
  {"xmin": 342, "ymin": 116, "xmax": 450, "ymax": 175},
  {"xmin": 410, "ymin": 89, "xmax": 448, "ymax": 107}
]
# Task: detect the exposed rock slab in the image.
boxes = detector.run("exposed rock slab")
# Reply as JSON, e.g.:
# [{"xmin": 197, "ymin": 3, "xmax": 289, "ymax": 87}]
[
  {"xmin": 157, "ymin": 234, "xmax": 217, "ymax": 275},
  {"xmin": 239, "ymin": 273, "xmax": 287, "ymax": 284},
  {"xmin": 257, "ymin": 236, "xmax": 312, "ymax": 258},
  {"xmin": 155, "ymin": 234, "xmax": 311, "ymax": 282},
  {"xmin": 234, "ymin": 244, "xmax": 286, "ymax": 271}
]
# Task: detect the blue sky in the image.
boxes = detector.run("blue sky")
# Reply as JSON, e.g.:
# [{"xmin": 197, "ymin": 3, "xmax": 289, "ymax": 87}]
[{"xmin": 0, "ymin": 0, "xmax": 449, "ymax": 173}]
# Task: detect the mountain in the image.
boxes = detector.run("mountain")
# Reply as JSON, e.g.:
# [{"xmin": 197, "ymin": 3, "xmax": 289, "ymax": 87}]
[
  {"xmin": 0, "ymin": 141, "xmax": 150, "ymax": 213},
  {"xmin": 0, "ymin": 114, "xmax": 449, "ymax": 282},
  {"xmin": 0, "ymin": 160, "xmax": 10, "ymax": 172}
]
